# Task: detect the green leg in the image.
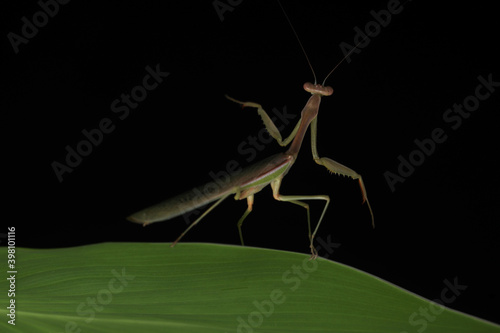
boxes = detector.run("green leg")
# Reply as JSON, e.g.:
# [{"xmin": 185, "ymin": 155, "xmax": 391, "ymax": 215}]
[
  {"xmin": 225, "ymin": 95, "xmax": 301, "ymax": 147},
  {"xmin": 310, "ymin": 118, "xmax": 375, "ymax": 227},
  {"xmin": 237, "ymin": 195, "xmax": 254, "ymax": 246},
  {"xmin": 171, "ymin": 194, "xmax": 230, "ymax": 247},
  {"xmin": 271, "ymin": 178, "xmax": 330, "ymax": 260}
]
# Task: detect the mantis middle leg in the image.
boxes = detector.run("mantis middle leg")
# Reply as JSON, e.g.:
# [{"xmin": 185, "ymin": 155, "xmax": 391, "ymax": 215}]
[
  {"xmin": 270, "ymin": 178, "xmax": 330, "ymax": 260},
  {"xmin": 236, "ymin": 195, "xmax": 254, "ymax": 246}
]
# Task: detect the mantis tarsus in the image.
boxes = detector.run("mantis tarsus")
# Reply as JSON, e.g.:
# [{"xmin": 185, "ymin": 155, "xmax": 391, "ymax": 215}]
[{"xmin": 127, "ymin": 4, "xmax": 374, "ymax": 259}]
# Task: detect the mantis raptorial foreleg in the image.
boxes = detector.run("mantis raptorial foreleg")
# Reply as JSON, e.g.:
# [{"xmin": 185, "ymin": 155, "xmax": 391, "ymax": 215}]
[
  {"xmin": 310, "ymin": 117, "xmax": 375, "ymax": 227},
  {"xmin": 270, "ymin": 178, "xmax": 330, "ymax": 260},
  {"xmin": 225, "ymin": 95, "xmax": 302, "ymax": 147}
]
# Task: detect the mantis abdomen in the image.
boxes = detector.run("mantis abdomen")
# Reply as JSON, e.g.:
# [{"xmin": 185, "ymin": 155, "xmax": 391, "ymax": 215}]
[
  {"xmin": 127, "ymin": 181, "xmax": 234, "ymax": 225},
  {"xmin": 127, "ymin": 153, "xmax": 294, "ymax": 226}
]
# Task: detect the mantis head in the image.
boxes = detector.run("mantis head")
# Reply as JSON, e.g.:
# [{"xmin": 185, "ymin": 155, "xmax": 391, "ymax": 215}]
[{"xmin": 303, "ymin": 82, "xmax": 334, "ymax": 96}]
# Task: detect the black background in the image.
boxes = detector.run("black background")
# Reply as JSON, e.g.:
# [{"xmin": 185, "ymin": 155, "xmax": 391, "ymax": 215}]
[{"xmin": 3, "ymin": 0, "xmax": 499, "ymax": 326}]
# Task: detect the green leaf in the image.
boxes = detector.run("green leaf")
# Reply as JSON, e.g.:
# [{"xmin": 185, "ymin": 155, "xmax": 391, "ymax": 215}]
[{"xmin": 1, "ymin": 243, "xmax": 498, "ymax": 332}]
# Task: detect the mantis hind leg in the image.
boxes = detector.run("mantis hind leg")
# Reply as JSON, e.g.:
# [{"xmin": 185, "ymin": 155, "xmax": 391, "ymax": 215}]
[
  {"xmin": 270, "ymin": 178, "xmax": 330, "ymax": 260},
  {"xmin": 171, "ymin": 194, "xmax": 230, "ymax": 247}
]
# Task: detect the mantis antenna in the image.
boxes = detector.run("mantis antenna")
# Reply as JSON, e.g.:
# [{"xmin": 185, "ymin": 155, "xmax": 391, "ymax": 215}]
[
  {"xmin": 321, "ymin": 38, "xmax": 370, "ymax": 86},
  {"xmin": 276, "ymin": 0, "xmax": 317, "ymax": 85},
  {"xmin": 276, "ymin": 0, "xmax": 374, "ymax": 87}
]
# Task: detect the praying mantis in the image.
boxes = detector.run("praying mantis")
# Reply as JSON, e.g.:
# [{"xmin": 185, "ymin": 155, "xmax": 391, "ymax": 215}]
[{"xmin": 127, "ymin": 3, "xmax": 374, "ymax": 259}]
